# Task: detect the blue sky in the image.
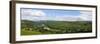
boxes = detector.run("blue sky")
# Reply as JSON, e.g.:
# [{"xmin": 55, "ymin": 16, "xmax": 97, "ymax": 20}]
[
  {"xmin": 38, "ymin": 9, "xmax": 80, "ymax": 16},
  {"xmin": 21, "ymin": 8, "xmax": 92, "ymax": 21}
]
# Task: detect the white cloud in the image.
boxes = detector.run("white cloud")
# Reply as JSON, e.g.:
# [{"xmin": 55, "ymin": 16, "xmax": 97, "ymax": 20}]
[
  {"xmin": 53, "ymin": 16, "xmax": 80, "ymax": 21},
  {"xmin": 22, "ymin": 9, "xmax": 46, "ymax": 17},
  {"xmin": 21, "ymin": 9, "xmax": 47, "ymax": 21},
  {"xmin": 31, "ymin": 10, "xmax": 46, "ymax": 17},
  {"xmin": 79, "ymin": 11, "xmax": 92, "ymax": 21},
  {"xmin": 21, "ymin": 9, "xmax": 32, "ymax": 16}
]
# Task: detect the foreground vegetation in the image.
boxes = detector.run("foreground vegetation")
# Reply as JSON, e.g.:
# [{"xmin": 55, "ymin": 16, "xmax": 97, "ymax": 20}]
[{"xmin": 21, "ymin": 20, "xmax": 92, "ymax": 35}]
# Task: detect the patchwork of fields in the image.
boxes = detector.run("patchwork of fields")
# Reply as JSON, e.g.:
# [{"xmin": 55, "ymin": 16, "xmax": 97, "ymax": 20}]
[{"xmin": 21, "ymin": 20, "xmax": 92, "ymax": 35}]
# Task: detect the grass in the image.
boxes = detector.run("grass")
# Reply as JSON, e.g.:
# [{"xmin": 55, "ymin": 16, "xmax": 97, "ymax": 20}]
[
  {"xmin": 21, "ymin": 29, "xmax": 42, "ymax": 35},
  {"xmin": 21, "ymin": 20, "xmax": 92, "ymax": 35}
]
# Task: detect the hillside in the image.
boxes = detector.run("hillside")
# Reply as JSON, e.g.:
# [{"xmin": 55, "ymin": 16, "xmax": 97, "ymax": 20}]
[{"xmin": 21, "ymin": 20, "xmax": 92, "ymax": 35}]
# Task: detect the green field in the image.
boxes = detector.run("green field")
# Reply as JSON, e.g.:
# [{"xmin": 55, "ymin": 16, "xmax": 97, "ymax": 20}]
[{"xmin": 21, "ymin": 20, "xmax": 92, "ymax": 35}]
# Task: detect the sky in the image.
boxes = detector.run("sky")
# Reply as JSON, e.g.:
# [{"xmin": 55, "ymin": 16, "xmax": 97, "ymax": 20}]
[{"xmin": 21, "ymin": 8, "xmax": 92, "ymax": 21}]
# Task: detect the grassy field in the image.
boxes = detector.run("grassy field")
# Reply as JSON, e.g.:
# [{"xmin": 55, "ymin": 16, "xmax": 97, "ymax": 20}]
[
  {"xmin": 21, "ymin": 30, "xmax": 42, "ymax": 35},
  {"xmin": 21, "ymin": 20, "xmax": 92, "ymax": 35}
]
